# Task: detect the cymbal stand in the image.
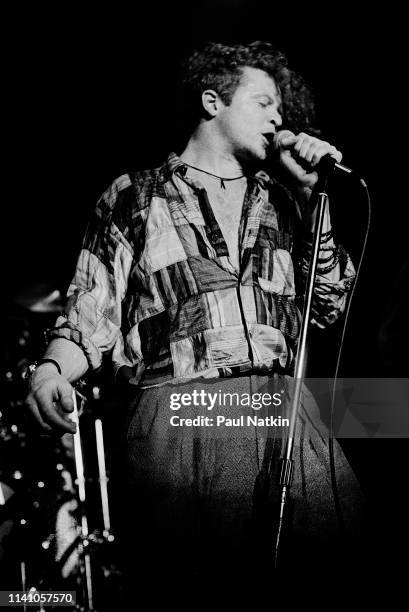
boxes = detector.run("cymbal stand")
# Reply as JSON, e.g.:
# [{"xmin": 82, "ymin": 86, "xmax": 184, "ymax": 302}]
[
  {"xmin": 94, "ymin": 417, "xmax": 112, "ymax": 538},
  {"xmin": 71, "ymin": 390, "xmax": 95, "ymax": 612}
]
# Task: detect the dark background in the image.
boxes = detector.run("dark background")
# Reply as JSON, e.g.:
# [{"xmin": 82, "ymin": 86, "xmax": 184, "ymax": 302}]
[
  {"xmin": 2, "ymin": 0, "xmax": 408, "ymax": 570},
  {"xmin": 4, "ymin": 1, "xmax": 406, "ymax": 377}
]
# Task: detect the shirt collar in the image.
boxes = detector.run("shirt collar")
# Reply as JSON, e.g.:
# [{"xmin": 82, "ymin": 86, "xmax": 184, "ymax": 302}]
[{"xmin": 160, "ymin": 152, "xmax": 273, "ymax": 189}]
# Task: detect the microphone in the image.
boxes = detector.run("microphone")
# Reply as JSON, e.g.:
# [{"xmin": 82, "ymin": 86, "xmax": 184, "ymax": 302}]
[{"xmin": 272, "ymin": 129, "xmax": 354, "ymax": 176}]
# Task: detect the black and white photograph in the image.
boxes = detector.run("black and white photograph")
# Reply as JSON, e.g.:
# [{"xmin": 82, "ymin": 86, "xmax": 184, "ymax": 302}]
[{"xmin": 1, "ymin": 2, "xmax": 408, "ymax": 608}]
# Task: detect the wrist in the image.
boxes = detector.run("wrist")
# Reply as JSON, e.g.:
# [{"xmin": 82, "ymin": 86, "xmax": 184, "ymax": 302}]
[
  {"xmin": 35, "ymin": 362, "xmax": 60, "ymax": 377},
  {"xmin": 37, "ymin": 358, "xmax": 62, "ymax": 375},
  {"xmin": 27, "ymin": 361, "xmax": 61, "ymax": 388}
]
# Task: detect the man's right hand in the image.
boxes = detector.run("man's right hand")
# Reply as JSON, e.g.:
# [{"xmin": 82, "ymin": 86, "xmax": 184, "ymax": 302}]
[{"xmin": 25, "ymin": 363, "xmax": 77, "ymax": 434}]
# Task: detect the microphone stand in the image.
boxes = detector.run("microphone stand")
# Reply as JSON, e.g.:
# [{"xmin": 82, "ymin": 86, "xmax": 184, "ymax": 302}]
[{"xmin": 273, "ymin": 162, "xmax": 334, "ymax": 568}]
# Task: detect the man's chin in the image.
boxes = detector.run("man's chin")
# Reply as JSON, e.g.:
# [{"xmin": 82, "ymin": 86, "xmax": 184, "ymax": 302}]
[{"xmin": 238, "ymin": 146, "xmax": 266, "ymax": 164}]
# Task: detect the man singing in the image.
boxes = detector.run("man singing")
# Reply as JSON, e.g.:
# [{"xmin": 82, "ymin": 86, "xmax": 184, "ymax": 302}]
[{"xmin": 26, "ymin": 41, "xmax": 363, "ymax": 584}]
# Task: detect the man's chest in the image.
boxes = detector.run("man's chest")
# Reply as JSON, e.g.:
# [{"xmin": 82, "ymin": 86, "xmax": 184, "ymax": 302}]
[
  {"xmin": 211, "ymin": 198, "xmax": 243, "ymax": 259},
  {"xmin": 200, "ymin": 178, "xmax": 247, "ymax": 270}
]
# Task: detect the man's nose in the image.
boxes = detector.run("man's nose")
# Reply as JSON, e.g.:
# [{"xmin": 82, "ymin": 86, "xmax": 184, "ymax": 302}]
[{"xmin": 270, "ymin": 109, "xmax": 282, "ymax": 128}]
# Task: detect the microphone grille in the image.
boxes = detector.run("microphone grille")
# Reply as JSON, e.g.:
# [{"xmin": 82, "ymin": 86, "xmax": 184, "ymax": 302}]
[{"xmin": 273, "ymin": 129, "xmax": 295, "ymax": 150}]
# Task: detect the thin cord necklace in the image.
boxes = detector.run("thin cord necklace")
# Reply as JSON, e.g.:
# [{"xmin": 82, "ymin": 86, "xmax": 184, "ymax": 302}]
[{"xmin": 184, "ymin": 163, "xmax": 245, "ymax": 189}]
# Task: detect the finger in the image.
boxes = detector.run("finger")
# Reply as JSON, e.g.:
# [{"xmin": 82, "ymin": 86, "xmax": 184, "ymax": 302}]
[
  {"xmin": 293, "ymin": 133, "xmax": 310, "ymax": 155},
  {"xmin": 280, "ymin": 149, "xmax": 310, "ymax": 177},
  {"xmin": 303, "ymin": 142, "xmax": 317, "ymax": 163},
  {"xmin": 311, "ymin": 145, "xmax": 342, "ymax": 166},
  {"xmin": 25, "ymin": 395, "xmax": 54, "ymax": 432},
  {"xmin": 304, "ymin": 140, "xmax": 329, "ymax": 163},
  {"xmin": 55, "ymin": 386, "xmax": 75, "ymax": 414},
  {"xmin": 279, "ymin": 134, "xmax": 299, "ymax": 149},
  {"xmin": 35, "ymin": 389, "xmax": 77, "ymax": 433},
  {"xmin": 299, "ymin": 136, "xmax": 329, "ymax": 161},
  {"xmin": 310, "ymin": 144, "xmax": 332, "ymax": 165},
  {"xmin": 329, "ymin": 146, "xmax": 342, "ymax": 163},
  {"xmin": 299, "ymin": 139, "xmax": 316, "ymax": 160}
]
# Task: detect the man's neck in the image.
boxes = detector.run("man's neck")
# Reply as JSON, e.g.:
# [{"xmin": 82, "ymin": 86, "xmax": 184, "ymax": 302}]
[{"xmin": 180, "ymin": 127, "xmax": 244, "ymax": 178}]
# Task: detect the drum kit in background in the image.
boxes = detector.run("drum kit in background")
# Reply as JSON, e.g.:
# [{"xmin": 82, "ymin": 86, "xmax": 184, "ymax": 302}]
[{"xmin": 1, "ymin": 284, "xmax": 125, "ymax": 611}]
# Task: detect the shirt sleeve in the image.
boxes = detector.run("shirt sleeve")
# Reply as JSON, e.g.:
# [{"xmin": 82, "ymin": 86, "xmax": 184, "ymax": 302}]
[
  {"xmin": 47, "ymin": 175, "xmax": 135, "ymax": 369},
  {"xmin": 294, "ymin": 203, "xmax": 356, "ymax": 329}
]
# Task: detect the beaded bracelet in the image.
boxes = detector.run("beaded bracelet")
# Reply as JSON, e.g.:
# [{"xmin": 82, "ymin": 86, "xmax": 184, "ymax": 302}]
[
  {"xmin": 317, "ymin": 250, "xmax": 340, "ymax": 274},
  {"xmin": 319, "ymin": 229, "xmax": 334, "ymax": 244}
]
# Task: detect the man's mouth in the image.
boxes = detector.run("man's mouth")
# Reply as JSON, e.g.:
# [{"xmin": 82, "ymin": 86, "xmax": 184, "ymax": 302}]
[{"xmin": 262, "ymin": 133, "xmax": 275, "ymax": 147}]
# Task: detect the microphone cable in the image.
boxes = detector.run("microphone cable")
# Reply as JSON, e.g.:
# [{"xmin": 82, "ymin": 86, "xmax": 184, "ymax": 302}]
[{"xmin": 327, "ymin": 176, "xmax": 372, "ymax": 534}]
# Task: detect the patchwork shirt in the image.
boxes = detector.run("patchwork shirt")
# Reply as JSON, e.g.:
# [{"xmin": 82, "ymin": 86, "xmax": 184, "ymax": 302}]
[{"xmin": 48, "ymin": 153, "xmax": 355, "ymax": 382}]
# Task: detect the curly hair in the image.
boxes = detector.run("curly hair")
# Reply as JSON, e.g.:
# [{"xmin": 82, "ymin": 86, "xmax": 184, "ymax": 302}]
[{"xmin": 180, "ymin": 41, "xmax": 319, "ymax": 136}]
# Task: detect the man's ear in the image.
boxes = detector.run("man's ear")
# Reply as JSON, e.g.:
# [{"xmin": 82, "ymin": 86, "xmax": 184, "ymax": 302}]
[{"xmin": 201, "ymin": 89, "xmax": 221, "ymax": 117}]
